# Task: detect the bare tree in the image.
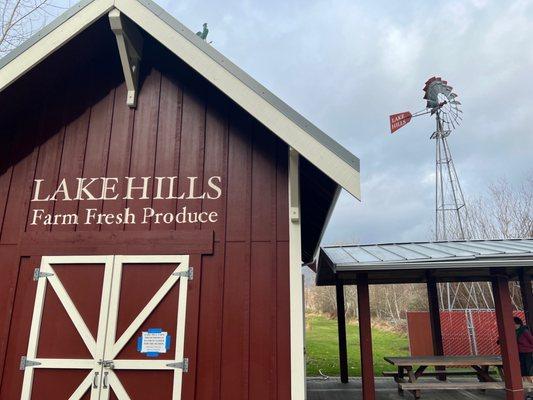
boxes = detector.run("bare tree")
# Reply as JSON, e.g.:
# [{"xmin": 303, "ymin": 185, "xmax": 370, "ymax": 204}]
[
  {"xmin": 465, "ymin": 176, "xmax": 533, "ymax": 240},
  {"xmin": 466, "ymin": 175, "xmax": 533, "ymax": 309},
  {"xmin": 1, "ymin": 0, "xmax": 66, "ymax": 57}
]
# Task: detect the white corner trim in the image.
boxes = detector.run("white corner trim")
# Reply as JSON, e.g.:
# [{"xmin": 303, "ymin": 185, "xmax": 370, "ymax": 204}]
[
  {"xmin": 0, "ymin": 0, "xmax": 114, "ymax": 92},
  {"xmin": 288, "ymin": 148, "xmax": 306, "ymax": 399},
  {"xmin": 114, "ymin": 0, "xmax": 360, "ymax": 200}
]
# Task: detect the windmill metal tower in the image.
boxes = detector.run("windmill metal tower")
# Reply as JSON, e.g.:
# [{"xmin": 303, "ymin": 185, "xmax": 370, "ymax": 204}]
[
  {"xmin": 390, "ymin": 77, "xmax": 490, "ymax": 311},
  {"xmin": 424, "ymin": 77, "xmax": 468, "ymax": 242}
]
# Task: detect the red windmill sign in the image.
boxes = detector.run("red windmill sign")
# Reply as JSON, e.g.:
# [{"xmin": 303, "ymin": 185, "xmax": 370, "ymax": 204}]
[{"xmin": 389, "ymin": 111, "xmax": 413, "ymax": 133}]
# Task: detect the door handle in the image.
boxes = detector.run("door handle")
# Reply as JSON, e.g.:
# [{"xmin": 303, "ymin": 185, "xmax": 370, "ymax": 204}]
[
  {"xmin": 92, "ymin": 371, "xmax": 99, "ymax": 389},
  {"xmin": 103, "ymin": 371, "xmax": 109, "ymax": 389}
]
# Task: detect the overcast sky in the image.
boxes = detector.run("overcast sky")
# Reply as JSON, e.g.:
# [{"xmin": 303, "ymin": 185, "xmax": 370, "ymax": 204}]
[
  {"xmin": 37, "ymin": 0, "xmax": 533, "ymax": 244},
  {"xmin": 156, "ymin": 0, "xmax": 533, "ymax": 245}
]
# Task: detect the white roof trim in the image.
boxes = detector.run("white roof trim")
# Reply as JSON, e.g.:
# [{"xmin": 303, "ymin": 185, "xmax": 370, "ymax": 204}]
[{"xmin": 0, "ymin": 0, "xmax": 361, "ymax": 199}]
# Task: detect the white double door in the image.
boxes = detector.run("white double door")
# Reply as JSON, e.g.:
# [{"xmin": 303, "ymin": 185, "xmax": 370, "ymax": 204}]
[{"xmin": 21, "ymin": 255, "xmax": 190, "ymax": 400}]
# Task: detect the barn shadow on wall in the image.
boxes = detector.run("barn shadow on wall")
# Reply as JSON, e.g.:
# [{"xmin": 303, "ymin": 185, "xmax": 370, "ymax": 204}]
[{"xmin": 0, "ymin": 15, "xmax": 230, "ymax": 175}]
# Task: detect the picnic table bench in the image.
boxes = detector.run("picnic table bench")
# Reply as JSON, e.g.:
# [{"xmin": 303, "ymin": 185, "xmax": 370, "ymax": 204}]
[{"xmin": 383, "ymin": 355, "xmax": 508, "ymax": 399}]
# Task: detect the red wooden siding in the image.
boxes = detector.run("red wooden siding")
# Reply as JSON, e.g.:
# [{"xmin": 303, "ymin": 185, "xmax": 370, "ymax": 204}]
[
  {"xmin": 0, "ymin": 25, "xmax": 291, "ymax": 400},
  {"xmin": 101, "ymin": 83, "xmax": 135, "ymax": 232}
]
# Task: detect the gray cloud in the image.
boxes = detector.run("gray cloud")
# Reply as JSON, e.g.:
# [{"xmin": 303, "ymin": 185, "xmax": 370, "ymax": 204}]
[{"xmin": 157, "ymin": 0, "xmax": 533, "ymax": 244}]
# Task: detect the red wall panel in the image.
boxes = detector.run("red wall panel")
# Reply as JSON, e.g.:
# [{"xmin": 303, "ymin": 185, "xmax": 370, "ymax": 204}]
[
  {"xmin": 407, "ymin": 310, "xmax": 527, "ymax": 357},
  {"xmin": 406, "ymin": 312, "xmax": 434, "ymax": 356}
]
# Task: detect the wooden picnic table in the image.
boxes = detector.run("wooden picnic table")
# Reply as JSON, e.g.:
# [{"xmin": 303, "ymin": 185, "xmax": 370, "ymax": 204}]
[{"xmin": 384, "ymin": 355, "xmax": 505, "ymax": 399}]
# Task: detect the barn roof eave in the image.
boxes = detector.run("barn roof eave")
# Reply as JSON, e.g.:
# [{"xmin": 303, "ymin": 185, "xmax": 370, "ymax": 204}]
[{"xmin": 0, "ymin": 0, "xmax": 361, "ymax": 200}]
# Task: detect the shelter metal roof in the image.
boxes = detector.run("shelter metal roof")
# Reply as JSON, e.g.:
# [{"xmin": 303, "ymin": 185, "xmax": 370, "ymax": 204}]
[{"xmin": 316, "ymin": 239, "xmax": 533, "ymax": 286}]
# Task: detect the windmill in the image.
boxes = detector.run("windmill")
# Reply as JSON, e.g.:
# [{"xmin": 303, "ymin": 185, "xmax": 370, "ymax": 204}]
[
  {"xmin": 390, "ymin": 76, "xmax": 467, "ymax": 242},
  {"xmin": 390, "ymin": 77, "xmax": 491, "ymax": 311}
]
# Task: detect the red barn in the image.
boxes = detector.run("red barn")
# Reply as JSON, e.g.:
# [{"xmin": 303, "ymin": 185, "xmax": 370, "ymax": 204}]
[{"xmin": 0, "ymin": 1, "xmax": 360, "ymax": 399}]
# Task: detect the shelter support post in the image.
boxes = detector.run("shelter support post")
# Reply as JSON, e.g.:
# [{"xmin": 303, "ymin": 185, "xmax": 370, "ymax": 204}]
[
  {"xmin": 426, "ymin": 273, "xmax": 445, "ymax": 380},
  {"xmin": 357, "ymin": 273, "xmax": 375, "ymax": 400},
  {"xmin": 492, "ymin": 271, "xmax": 524, "ymax": 400},
  {"xmin": 335, "ymin": 280, "xmax": 349, "ymax": 383},
  {"xmin": 519, "ymin": 268, "xmax": 533, "ymax": 331}
]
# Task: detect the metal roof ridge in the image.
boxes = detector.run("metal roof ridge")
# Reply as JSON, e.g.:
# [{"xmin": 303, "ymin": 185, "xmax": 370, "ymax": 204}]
[
  {"xmin": 428, "ymin": 241, "xmax": 482, "ymax": 256},
  {"xmin": 394, "ymin": 243, "xmax": 432, "ymax": 258},
  {"xmin": 403, "ymin": 242, "xmax": 457, "ymax": 257},
  {"xmin": 339, "ymin": 247, "xmax": 358, "ymax": 264},
  {"xmin": 433, "ymin": 242, "xmax": 482, "ymax": 255},
  {"xmin": 475, "ymin": 241, "xmax": 533, "ymax": 253},
  {"xmin": 496, "ymin": 241, "xmax": 533, "ymax": 251},
  {"xmin": 358, "ymin": 246, "xmax": 385, "ymax": 262},
  {"xmin": 441, "ymin": 241, "xmax": 506, "ymax": 255},
  {"xmin": 375, "ymin": 244, "xmax": 408, "ymax": 261}
]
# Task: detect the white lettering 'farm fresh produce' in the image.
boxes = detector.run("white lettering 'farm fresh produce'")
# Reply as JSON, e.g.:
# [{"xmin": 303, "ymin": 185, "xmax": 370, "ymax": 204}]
[{"xmin": 29, "ymin": 176, "xmax": 222, "ymax": 226}]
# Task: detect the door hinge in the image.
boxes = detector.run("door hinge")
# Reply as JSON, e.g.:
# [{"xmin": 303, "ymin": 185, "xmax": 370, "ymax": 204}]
[
  {"xmin": 33, "ymin": 268, "xmax": 54, "ymax": 281},
  {"xmin": 166, "ymin": 358, "xmax": 188, "ymax": 372},
  {"xmin": 173, "ymin": 268, "xmax": 193, "ymax": 280},
  {"xmin": 20, "ymin": 356, "xmax": 41, "ymax": 370}
]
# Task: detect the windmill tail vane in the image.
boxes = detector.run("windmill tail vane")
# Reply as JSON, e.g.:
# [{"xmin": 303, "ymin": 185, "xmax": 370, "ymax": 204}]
[
  {"xmin": 389, "ymin": 112, "xmax": 412, "ymax": 133},
  {"xmin": 389, "ymin": 108, "xmax": 431, "ymax": 134}
]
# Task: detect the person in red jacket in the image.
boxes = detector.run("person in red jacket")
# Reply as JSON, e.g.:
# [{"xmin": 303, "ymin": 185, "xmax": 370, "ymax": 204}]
[{"xmin": 514, "ymin": 316, "xmax": 533, "ymax": 389}]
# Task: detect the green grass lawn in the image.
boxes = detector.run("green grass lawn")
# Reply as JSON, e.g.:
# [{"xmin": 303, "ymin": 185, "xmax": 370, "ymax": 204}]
[{"xmin": 306, "ymin": 315, "xmax": 410, "ymax": 376}]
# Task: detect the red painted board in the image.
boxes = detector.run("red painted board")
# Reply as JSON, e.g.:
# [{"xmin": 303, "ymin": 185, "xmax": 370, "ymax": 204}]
[
  {"xmin": 225, "ymin": 109, "xmax": 252, "ymax": 242},
  {"xmin": 251, "ymin": 126, "xmax": 276, "ymax": 242},
  {"xmin": 0, "ymin": 245, "xmax": 19, "ymax": 387},
  {"xmin": 201, "ymin": 93, "xmax": 228, "ymax": 238},
  {"xmin": 276, "ymin": 241, "xmax": 291, "ymax": 399},
  {"xmin": 125, "ymin": 68, "xmax": 161, "ymax": 231},
  {"xmin": 100, "ymin": 82, "xmax": 135, "ymax": 232},
  {"xmin": 50, "ymin": 106, "xmax": 90, "ymax": 232},
  {"xmin": 175, "ymin": 87, "xmax": 206, "ymax": 231},
  {"xmin": 195, "ymin": 242, "xmax": 225, "ymax": 399},
  {"xmin": 250, "ymin": 241, "xmax": 277, "ymax": 398},
  {"xmin": 220, "ymin": 242, "xmax": 250, "ymax": 400},
  {"xmin": 151, "ymin": 74, "xmax": 182, "ymax": 231},
  {"xmin": 0, "ymin": 256, "xmax": 40, "ymax": 399},
  {"xmin": 76, "ymin": 85, "xmax": 115, "ymax": 231}
]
